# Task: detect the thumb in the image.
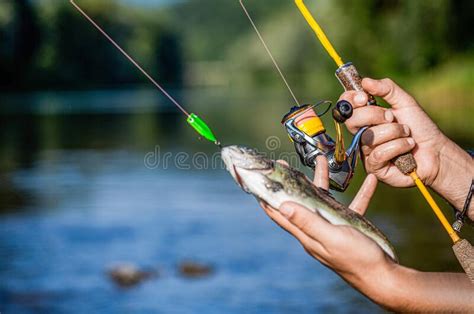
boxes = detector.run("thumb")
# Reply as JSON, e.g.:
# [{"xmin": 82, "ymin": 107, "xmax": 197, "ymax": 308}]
[{"xmin": 362, "ymin": 78, "xmax": 418, "ymax": 110}]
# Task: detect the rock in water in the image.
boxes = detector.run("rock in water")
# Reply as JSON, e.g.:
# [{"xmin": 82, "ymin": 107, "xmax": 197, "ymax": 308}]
[
  {"xmin": 178, "ymin": 261, "xmax": 213, "ymax": 278},
  {"xmin": 108, "ymin": 264, "xmax": 157, "ymax": 288}
]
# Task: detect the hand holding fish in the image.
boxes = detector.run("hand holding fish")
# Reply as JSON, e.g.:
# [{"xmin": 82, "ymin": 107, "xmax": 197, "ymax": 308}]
[
  {"xmin": 340, "ymin": 77, "xmax": 473, "ymax": 218},
  {"xmin": 258, "ymin": 157, "xmax": 474, "ymax": 312},
  {"xmin": 259, "ymin": 157, "xmax": 395, "ymax": 306}
]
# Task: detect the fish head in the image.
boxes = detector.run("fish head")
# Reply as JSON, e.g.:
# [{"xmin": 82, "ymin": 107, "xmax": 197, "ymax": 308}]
[
  {"xmin": 221, "ymin": 145, "xmax": 309, "ymax": 209},
  {"xmin": 221, "ymin": 145, "xmax": 275, "ymax": 194}
]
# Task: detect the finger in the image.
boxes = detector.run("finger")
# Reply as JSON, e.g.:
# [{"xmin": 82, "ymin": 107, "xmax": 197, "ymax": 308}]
[
  {"xmin": 313, "ymin": 155, "xmax": 329, "ymax": 190},
  {"xmin": 338, "ymin": 90, "xmax": 368, "ymax": 108},
  {"xmin": 345, "ymin": 106, "xmax": 394, "ymax": 133},
  {"xmin": 262, "ymin": 202, "xmax": 299, "ymax": 233},
  {"xmin": 260, "ymin": 202, "xmax": 326, "ymax": 254},
  {"xmin": 277, "ymin": 160, "xmax": 289, "ymax": 167},
  {"xmin": 349, "ymin": 174, "xmax": 378, "ymax": 215},
  {"xmin": 361, "ymin": 123, "xmax": 410, "ymax": 149},
  {"xmin": 374, "ymin": 164, "xmax": 415, "ymax": 188},
  {"xmin": 259, "ymin": 200, "xmax": 273, "ymax": 212},
  {"xmin": 362, "ymin": 78, "xmax": 417, "ymax": 109},
  {"xmin": 260, "ymin": 201, "xmax": 306, "ymax": 238},
  {"xmin": 279, "ymin": 202, "xmax": 335, "ymax": 243},
  {"xmin": 366, "ymin": 138, "xmax": 416, "ymax": 171},
  {"xmin": 260, "ymin": 201, "xmax": 293, "ymax": 232}
]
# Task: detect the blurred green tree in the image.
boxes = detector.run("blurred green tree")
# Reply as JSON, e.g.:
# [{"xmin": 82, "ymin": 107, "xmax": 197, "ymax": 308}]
[
  {"xmin": 0, "ymin": 0, "xmax": 472, "ymax": 94},
  {"xmin": 52, "ymin": 0, "xmax": 133, "ymax": 88},
  {"xmin": 447, "ymin": 0, "xmax": 474, "ymax": 51},
  {"xmin": 155, "ymin": 30, "xmax": 184, "ymax": 88},
  {"xmin": 0, "ymin": 0, "xmax": 41, "ymax": 90}
]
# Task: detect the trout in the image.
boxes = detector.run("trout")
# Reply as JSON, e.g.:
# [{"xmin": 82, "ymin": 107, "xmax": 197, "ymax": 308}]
[{"xmin": 221, "ymin": 145, "xmax": 397, "ymax": 261}]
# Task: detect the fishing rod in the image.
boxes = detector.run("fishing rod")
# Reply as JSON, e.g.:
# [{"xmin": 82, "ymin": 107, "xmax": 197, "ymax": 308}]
[
  {"xmin": 69, "ymin": 0, "xmax": 220, "ymax": 147},
  {"xmin": 240, "ymin": 0, "xmax": 367, "ymax": 192},
  {"xmin": 294, "ymin": 0, "xmax": 474, "ymax": 281}
]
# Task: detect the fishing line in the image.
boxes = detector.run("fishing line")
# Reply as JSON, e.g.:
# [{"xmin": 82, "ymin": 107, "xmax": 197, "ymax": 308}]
[
  {"xmin": 70, "ymin": 0, "xmax": 220, "ymax": 145},
  {"xmin": 70, "ymin": 0, "xmax": 189, "ymax": 117},
  {"xmin": 239, "ymin": 0, "xmax": 300, "ymax": 106}
]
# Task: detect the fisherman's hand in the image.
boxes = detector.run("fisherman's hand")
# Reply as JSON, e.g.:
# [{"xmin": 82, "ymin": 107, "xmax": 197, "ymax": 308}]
[
  {"xmin": 260, "ymin": 157, "xmax": 396, "ymax": 302},
  {"xmin": 340, "ymin": 78, "xmax": 473, "ymax": 217},
  {"xmin": 259, "ymin": 158, "xmax": 474, "ymax": 311}
]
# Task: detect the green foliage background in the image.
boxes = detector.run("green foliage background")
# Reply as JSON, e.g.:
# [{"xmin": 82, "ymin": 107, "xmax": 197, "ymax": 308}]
[{"xmin": 0, "ymin": 0, "xmax": 473, "ymax": 135}]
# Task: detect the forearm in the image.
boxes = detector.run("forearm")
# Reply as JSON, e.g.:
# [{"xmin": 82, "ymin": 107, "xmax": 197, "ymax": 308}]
[
  {"xmin": 432, "ymin": 137, "xmax": 474, "ymax": 220},
  {"xmin": 356, "ymin": 263, "xmax": 474, "ymax": 312},
  {"xmin": 386, "ymin": 266, "xmax": 473, "ymax": 312}
]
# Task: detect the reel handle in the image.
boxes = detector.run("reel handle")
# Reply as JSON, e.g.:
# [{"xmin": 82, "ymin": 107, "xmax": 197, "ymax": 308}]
[
  {"xmin": 332, "ymin": 100, "xmax": 353, "ymax": 123},
  {"xmin": 335, "ymin": 62, "xmax": 417, "ymax": 174}
]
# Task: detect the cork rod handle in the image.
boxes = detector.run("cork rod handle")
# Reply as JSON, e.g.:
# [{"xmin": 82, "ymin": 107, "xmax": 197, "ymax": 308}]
[
  {"xmin": 453, "ymin": 239, "xmax": 474, "ymax": 284},
  {"xmin": 335, "ymin": 63, "xmax": 417, "ymax": 173}
]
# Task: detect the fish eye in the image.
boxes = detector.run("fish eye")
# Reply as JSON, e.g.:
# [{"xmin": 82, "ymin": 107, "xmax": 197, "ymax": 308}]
[{"xmin": 240, "ymin": 147, "xmax": 253, "ymax": 154}]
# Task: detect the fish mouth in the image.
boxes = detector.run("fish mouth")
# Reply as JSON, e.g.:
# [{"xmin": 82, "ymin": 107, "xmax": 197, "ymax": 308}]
[
  {"xmin": 232, "ymin": 165, "xmax": 250, "ymax": 193},
  {"xmin": 221, "ymin": 147, "xmax": 244, "ymax": 189},
  {"xmin": 221, "ymin": 145, "xmax": 272, "ymax": 193}
]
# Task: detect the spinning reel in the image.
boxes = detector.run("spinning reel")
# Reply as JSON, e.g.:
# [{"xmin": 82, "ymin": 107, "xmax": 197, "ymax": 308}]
[{"xmin": 282, "ymin": 100, "xmax": 367, "ymax": 192}]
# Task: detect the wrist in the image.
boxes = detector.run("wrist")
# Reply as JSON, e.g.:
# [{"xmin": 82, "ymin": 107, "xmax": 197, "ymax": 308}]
[
  {"xmin": 431, "ymin": 138, "xmax": 474, "ymax": 219},
  {"xmin": 365, "ymin": 263, "xmax": 426, "ymax": 311},
  {"xmin": 351, "ymin": 258, "xmax": 403, "ymax": 310}
]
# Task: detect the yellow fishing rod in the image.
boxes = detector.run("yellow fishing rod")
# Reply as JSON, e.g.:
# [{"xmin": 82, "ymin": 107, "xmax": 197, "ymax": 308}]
[{"xmin": 294, "ymin": 0, "xmax": 474, "ymax": 280}]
